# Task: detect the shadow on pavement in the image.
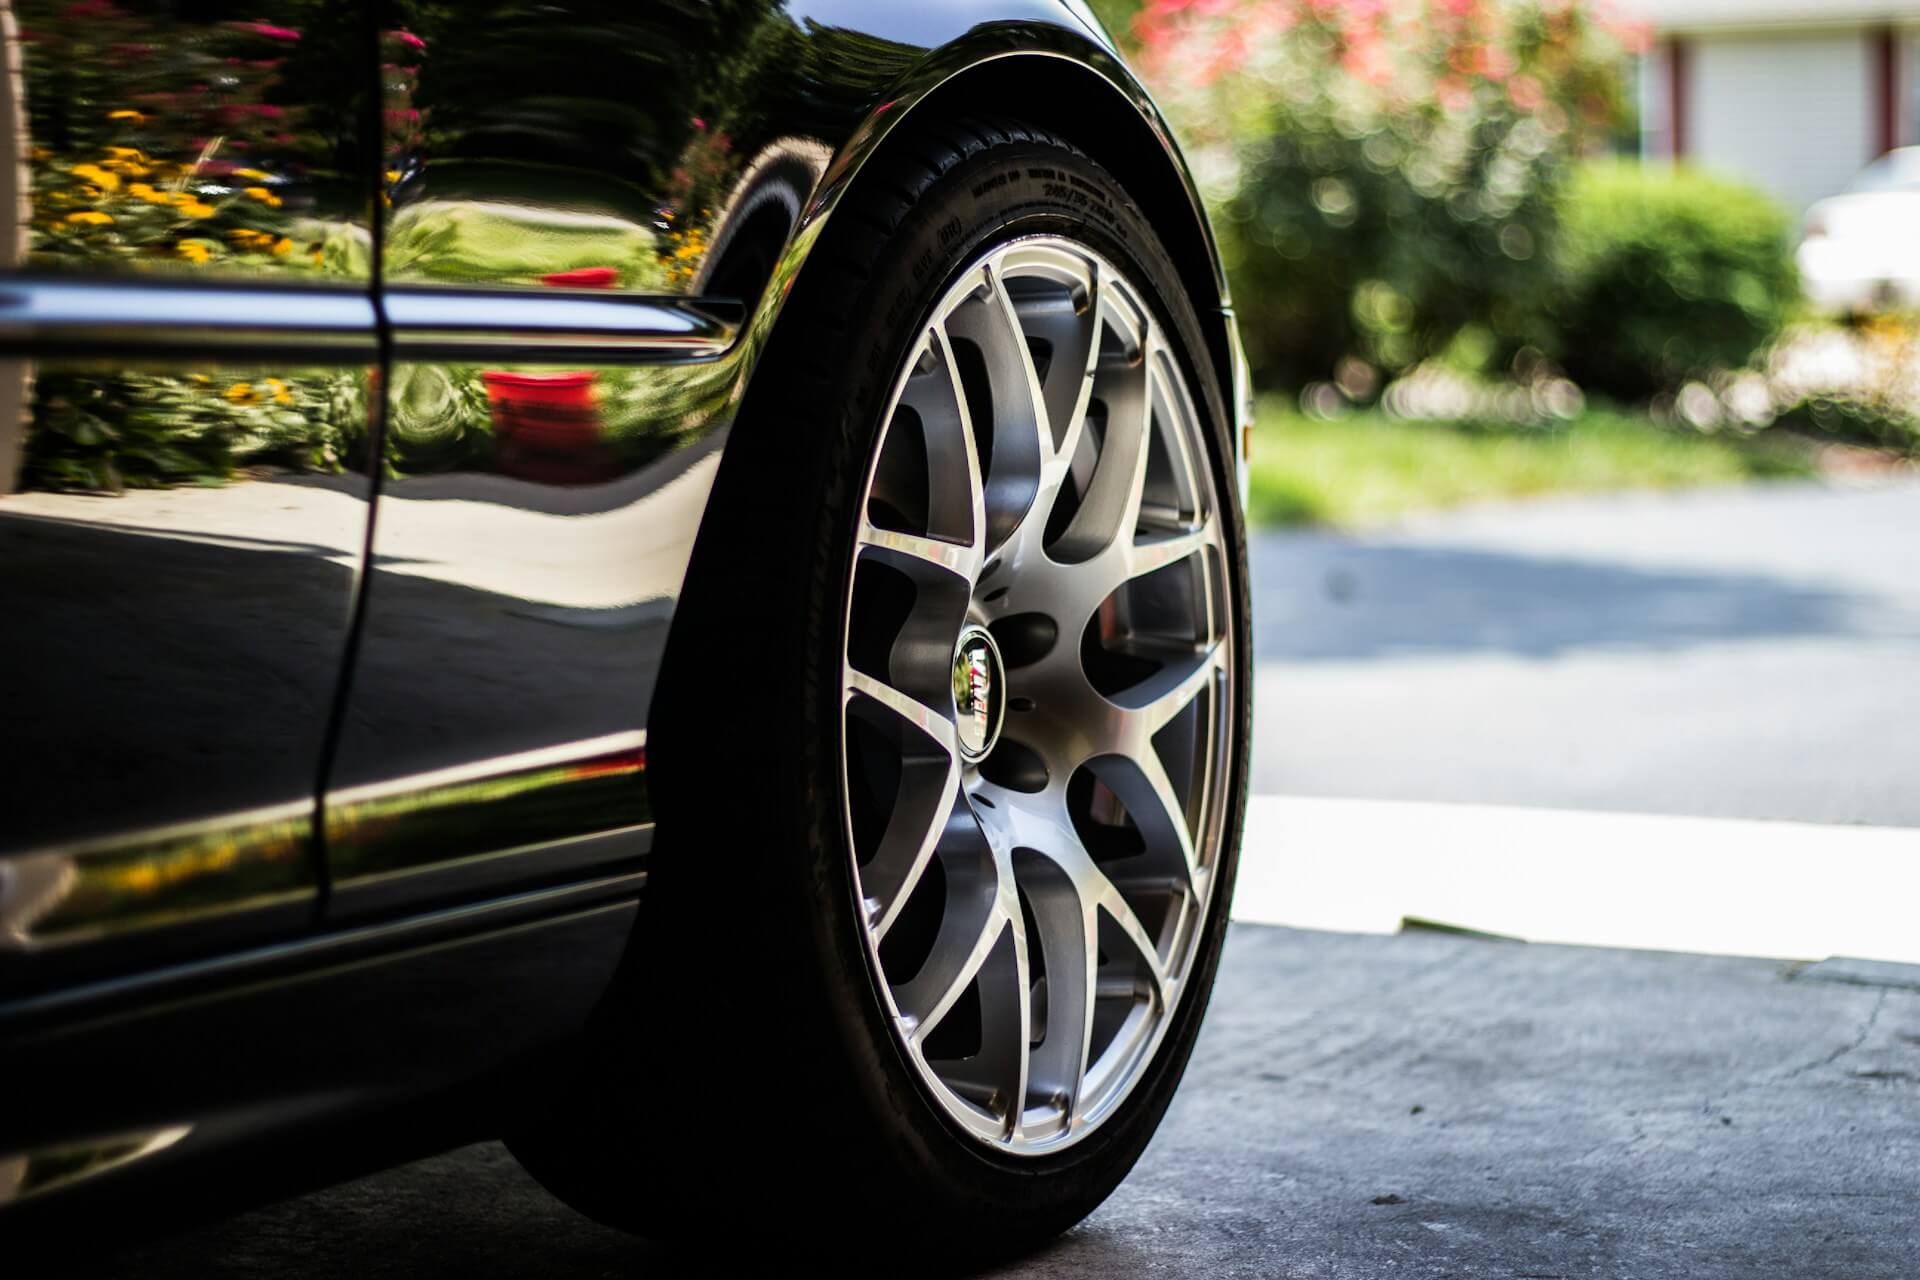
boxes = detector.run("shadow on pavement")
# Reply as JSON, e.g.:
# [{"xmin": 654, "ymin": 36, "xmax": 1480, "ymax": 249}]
[{"xmin": 1251, "ymin": 538, "xmax": 1916, "ymax": 661}]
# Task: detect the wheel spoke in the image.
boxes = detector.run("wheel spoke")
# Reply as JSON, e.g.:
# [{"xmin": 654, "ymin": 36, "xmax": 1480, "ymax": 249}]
[
  {"xmin": 862, "ymin": 752, "xmax": 962, "ymax": 939},
  {"xmin": 1095, "ymin": 875, "xmax": 1172, "ymax": 1014},
  {"xmin": 1049, "ymin": 334, "xmax": 1152, "ymax": 562},
  {"xmin": 1124, "ymin": 638, "xmax": 1228, "ymax": 733},
  {"xmin": 1123, "ymin": 516, "xmax": 1217, "ymax": 583},
  {"xmin": 857, "ymin": 520, "xmax": 979, "ymax": 583},
  {"xmin": 941, "ymin": 266, "xmax": 1047, "ymax": 553},
  {"xmin": 847, "ymin": 668, "xmax": 956, "ymax": 754}
]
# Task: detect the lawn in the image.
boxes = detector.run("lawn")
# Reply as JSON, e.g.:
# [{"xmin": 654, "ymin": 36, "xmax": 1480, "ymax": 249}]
[{"xmin": 1245, "ymin": 398, "xmax": 1818, "ymax": 527}]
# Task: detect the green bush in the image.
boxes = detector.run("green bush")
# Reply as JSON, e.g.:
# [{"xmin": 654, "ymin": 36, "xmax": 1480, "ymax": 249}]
[
  {"xmin": 1530, "ymin": 162, "xmax": 1799, "ymax": 399},
  {"xmin": 1135, "ymin": 0, "xmax": 1639, "ymax": 388}
]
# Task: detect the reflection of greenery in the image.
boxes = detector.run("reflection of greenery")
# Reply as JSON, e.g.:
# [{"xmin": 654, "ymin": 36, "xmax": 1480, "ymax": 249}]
[
  {"xmin": 385, "ymin": 196, "xmax": 664, "ymax": 288},
  {"xmin": 385, "ymin": 360, "xmax": 735, "ymax": 478},
  {"xmin": 1246, "ymin": 398, "xmax": 1815, "ymax": 527},
  {"xmin": 22, "ymin": 368, "xmax": 366, "ymax": 492},
  {"xmin": 19, "ymin": 0, "xmax": 368, "ymax": 274}
]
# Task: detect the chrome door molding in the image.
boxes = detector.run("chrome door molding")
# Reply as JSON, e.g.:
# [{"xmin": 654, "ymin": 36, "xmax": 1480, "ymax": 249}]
[
  {"xmin": 384, "ymin": 288, "xmax": 740, "ymax": 362},
  {"xmin": 0, "ymin": 277, "xmax": 379, "ymax": 360}
]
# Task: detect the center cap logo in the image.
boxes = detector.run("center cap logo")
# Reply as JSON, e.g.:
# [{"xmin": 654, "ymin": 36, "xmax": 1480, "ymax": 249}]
[{"xmin": 952, "ymin": 627, "xmax": 1005, "ymax": 762}]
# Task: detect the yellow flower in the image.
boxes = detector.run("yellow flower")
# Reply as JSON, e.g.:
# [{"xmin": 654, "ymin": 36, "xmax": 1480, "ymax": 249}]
[
  {"xmin": 234, "ymin": 168, "xmax": 272, "ymax": 180},
  {"xmin": 242, "ymin": 186, "xmax": 282, "ymax": 208},
  {"xmin": 71, "ymin": 162, "xmax": 119, "ymax": 191},
  {"xmin": 103, "ymin": 146, "xmax": 146, "ymax": 160},
  {"xmin": 384, "ymin": 169, "xmax": 402, "ymax": 185},
  {"xmin": 224, "ymin": 382, "xmax": 259, "ymax": 405},
  {"xmin": 108, "ymin": 109, "xmax": 148, "ymax": 123},
  {"xmin": 64, "ymin": 210, "xmax": 113, "ymax": 226},
  {"xmin": 266, "ymin": 377, "xmax": 293, "ymax": 405},
  {"xmin": 177, "ymin": 199, "xmax": 216, "ymax": 219},
  {"xmin": 308, "ymin": 249, "xmax": 325, "ymax": 264},
  {"xmin": 189, "ymin": 374, "xmax": 211, "ymax": 385},
  {"xmin": 176, "ymin": 239, "xmax": 214, "ymax": 264},
  {"xmin": 271, "ymin": 236, "xmax": 293, "ymax": 256}
]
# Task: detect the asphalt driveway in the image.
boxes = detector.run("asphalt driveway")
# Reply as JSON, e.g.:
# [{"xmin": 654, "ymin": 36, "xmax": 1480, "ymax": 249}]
[{"xmin": 1251, "ymin": 478, "xmax": 1920, "ymax": 826}]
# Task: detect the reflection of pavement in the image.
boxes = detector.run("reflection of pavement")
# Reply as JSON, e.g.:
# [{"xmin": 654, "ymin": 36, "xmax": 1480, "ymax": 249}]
[
  {"xmin": 1251, "ymin": 479, "xmax": 1920, "ymax": 826},
  {"xmin": 77, "ymin": 925, "xmax": 1920, "ymax": 1279},
  {"xmin": 4, "ymin": 439, "xmax": 722, "ymax": 612}
]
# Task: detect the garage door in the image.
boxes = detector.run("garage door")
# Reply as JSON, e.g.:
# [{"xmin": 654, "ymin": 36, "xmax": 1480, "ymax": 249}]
[{"xmin": 1692, "ymin": 31, "xmax": 1872, "ymax": 214}]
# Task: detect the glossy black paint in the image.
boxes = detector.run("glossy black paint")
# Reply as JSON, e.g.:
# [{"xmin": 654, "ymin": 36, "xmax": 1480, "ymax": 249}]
[{"xmin": 0, "ymin": 0, "xmax": 1236, "ymax": 1237}]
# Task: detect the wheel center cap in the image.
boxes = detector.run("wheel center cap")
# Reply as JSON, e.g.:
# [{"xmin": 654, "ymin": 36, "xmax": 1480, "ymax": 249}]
[{"xmin": 951, "ymin": 627, "xmax": 1006, "ymax": 763}]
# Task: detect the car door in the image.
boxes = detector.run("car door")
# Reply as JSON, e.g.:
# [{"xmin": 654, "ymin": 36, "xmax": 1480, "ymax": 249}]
[
  {"xmin": 319, "ymin": 0, "xmax": 819, "ymax": 917},
  {"xmin": 0, "ymin": 0, "xmax": 379, "ymax": 992}
]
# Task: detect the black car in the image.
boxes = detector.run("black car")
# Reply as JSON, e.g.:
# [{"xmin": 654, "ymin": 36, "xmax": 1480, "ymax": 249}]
[{"xmin": 0, "ymin": 0, "xmax": 1251, "ymax": 1257}]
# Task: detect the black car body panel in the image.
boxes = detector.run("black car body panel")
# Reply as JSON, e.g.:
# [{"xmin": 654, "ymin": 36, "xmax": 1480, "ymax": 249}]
[{"xmin": 0, "ymin": 0, "xmax": 1237, "ymax": 1233}]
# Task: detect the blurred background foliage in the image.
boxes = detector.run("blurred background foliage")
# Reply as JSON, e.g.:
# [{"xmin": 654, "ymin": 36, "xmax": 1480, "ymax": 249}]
[{"xmin": 1092, "ymin": 0, "xmax": 1915, "ymax": 523}]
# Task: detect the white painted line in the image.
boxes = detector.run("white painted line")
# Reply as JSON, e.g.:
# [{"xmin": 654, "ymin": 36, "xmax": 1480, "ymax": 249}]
[{"xmin": 1232, "ymin": 795, "xmax": 1920, "ymax": 965}]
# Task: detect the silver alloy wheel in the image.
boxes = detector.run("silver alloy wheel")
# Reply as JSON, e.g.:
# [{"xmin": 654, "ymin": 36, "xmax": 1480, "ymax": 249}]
[{"xmin": 841, "ymin": 237, "xmax": 1234, "ymax": 1154}]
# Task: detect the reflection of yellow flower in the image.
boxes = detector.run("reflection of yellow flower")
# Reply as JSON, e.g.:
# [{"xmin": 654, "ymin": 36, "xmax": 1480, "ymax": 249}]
[
  {"xmin": 234, "ymin": 168, "xmax": 272, "ymax": 180},
  {"xmin": 242, "ymin": 186, "xmax": 282, "ymax": 208},
  {"xmin": 71, "ymin": 162, "xmax": 119, "ymax": 191},
  {"xmin": 108, "ymin": 109, "xmax": 148, "ymax": 122},
  {"xmin": 266, "ymin": 377, "xmax": 293, "ymax": 405},
  {"xmin": 271, "ymin": 237, "xmax": 293, "ymax": 256},
  {"xmin": 224, "ymin": 382, "xmax": 259, "ymax": 405},
  {"xmin": 177, "ymin": 239, "xmax": 215, "ymax": 264},
  {"xmin": 65, "ymin": 210, "xmax": 113, "ymax": 226}
]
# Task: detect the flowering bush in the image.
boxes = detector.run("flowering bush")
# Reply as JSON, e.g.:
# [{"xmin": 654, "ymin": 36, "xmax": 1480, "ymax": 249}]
[
  {"xmin": 1134, "ymin": 0, "xmax": 1644, "ymax": 388},
  {"xmin": 19, "ymin": 0, "xmax": 364, "ymax": 274}
]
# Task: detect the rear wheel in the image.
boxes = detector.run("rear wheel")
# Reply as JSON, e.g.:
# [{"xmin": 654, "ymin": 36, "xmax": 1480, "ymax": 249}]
[{"xmin": 511, "ymin": 119, "xmax": 1251, "ymax": 1259}]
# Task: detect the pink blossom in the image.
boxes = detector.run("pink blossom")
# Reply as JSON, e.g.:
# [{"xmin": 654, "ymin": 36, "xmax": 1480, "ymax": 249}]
[
  {"xmin": 391, "ymin": 30, "xmax": 427, "ymax": 50},
  {"xmin": 237, "ymin": 21, "xmax": 301, "ymax": 41},
  {"xmin": 1507, "ymin": 73, "xmax": 1544, "ymax": 109}
]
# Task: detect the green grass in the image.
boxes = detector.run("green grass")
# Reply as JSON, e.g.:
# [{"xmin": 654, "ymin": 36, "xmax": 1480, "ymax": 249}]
[{"xmin": 1246, "ymin": 398, "xmax": 1817, "ymax": 527}]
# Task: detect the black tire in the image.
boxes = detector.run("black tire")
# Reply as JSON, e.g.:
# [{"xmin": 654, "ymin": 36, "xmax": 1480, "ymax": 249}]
[{"xmin": 509, "ymin": 117, "xmax": 1252, "ymax": 1263}]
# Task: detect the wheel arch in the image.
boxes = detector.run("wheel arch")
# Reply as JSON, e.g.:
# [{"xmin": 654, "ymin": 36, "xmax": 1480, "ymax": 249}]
[{"xmin": 842, "ymin": 38, "xmax": 1238, "ymax": 404}]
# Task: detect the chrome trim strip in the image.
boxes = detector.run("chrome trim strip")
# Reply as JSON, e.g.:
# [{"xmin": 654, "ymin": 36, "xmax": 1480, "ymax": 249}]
[
  {"xmin": 0, "ymin": 872, "xmax": 645, "ymax": 1027},
  {"xmin": 384, "ymin": 287, "xmax": 739, "ymax": 361},
  {"xmin": 0, "ymin": 277, "xmax": 377, "ymax": 358},
  {"xmin": 0, "ymin": 278, "xmax": 739, "ymax": 361},
  {"xmin": 326, "ymin": 731, "xmax": 648, "ymax": 808},
  {"xmin": 322, "ymin": 731, "xmax": 651, "ymax": 899},
  {"xmin": 0, "ymin": 798, "xmax": 316, "ymax": 954}
]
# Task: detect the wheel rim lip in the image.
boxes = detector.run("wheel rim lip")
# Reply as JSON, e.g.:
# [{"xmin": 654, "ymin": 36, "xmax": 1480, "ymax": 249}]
[{"xmin": 836, "ymin": 234, "xmax": 1236, "ymax": 1156}]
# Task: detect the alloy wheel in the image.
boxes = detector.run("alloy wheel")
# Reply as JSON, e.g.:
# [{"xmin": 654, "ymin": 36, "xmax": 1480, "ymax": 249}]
[{"xmin": 840, "ymin": 237, "xmax": 1234, "ymax": 1154}]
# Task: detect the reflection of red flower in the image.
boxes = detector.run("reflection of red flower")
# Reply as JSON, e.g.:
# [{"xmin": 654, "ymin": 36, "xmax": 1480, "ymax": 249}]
[
  {"xmin": 237, "ymin": 21, "xmax": 301, "ymax": 41},
  {"xmin": 541, "ymin": 266, "xmax": 620, "ymax": 288},
  {"xmin": 391, "ymin": 29, "xmax": 427, "ymax": 50}
]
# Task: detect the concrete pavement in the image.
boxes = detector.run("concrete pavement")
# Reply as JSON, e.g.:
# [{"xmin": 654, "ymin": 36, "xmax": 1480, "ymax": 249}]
[{"xmin": 72, "ymin": 925, "xmax": 1920, "ymax": 1278}]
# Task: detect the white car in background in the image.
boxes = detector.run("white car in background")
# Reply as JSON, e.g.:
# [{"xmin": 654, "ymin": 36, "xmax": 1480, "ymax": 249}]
[{"xmin": 1798, "ymin": 147, "xmax": 1920, "ymax": 314}]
